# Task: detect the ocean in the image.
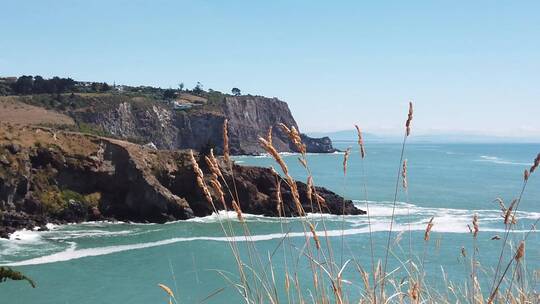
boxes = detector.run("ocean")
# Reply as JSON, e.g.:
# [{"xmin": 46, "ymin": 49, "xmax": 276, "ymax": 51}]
[{"xmin": 1, "ymin": 142, "xmax": 539, "ymax": 303}]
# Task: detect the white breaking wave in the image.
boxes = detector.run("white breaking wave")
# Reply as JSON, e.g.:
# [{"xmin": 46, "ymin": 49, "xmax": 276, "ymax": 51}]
[
  {"xmin": 232, "ymin": 151, "xmax": 345, "ymax": 160},
  {"xmin": 185, "ymin": 210, "xmax": 271, "ymax": 223},
  {"xmin": 45, "ymin": 229, "xmax": 137, "ymax": 240},
  {"xmin": 8, "ymin": 229, "xmax": 44, "ymax": 242},
  {"xmin": 2, "ymin": 200, "xmax": 538, "ymax": 266},
  {"xmin": 476, "ymin": 155, "xmax": 529, "ymax": 166},
  {"xmin": 4, "ymin": 223, "xmax": 535, "ymax": 267}
]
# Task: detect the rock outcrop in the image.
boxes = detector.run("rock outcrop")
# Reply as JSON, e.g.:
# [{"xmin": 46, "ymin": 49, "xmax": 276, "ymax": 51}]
[
  {"xmin": 0, "ymin": 125, "xmax": 362, "ymax": 238},
  {"xmin": 69, "ymin": 94, "xmax": 336, "ymax": 155}
]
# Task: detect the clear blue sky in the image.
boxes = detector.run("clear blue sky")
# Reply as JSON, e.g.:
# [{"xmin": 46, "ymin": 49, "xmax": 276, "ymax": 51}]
[{"xmin": 1, "ymin": 1, "xmax": 539, "ymax": 138}]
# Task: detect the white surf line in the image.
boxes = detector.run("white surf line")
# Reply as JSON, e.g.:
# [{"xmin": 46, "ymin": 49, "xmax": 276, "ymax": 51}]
[
  {"xmin": 4, "ymin": 225, "xmax": 536, "ymax": 267},
  {"xmin": 476, "ymin": 155, "xmax": 529, "ymax": 166}
]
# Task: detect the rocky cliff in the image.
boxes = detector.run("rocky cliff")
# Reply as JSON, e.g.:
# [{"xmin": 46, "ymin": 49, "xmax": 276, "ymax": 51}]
[
  {"xmin": 69, "ymin": 94, "xmax": 336, "ymax": 155},
  {"xmin": 0, "ymin": 125, "xmax": 362, "ymax": 238}
]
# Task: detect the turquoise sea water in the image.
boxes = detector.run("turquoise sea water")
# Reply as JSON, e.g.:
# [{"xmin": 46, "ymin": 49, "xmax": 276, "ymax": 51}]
[{"xmin": 1, "ymin": 143, "xmax": 539, "ymax": 303}]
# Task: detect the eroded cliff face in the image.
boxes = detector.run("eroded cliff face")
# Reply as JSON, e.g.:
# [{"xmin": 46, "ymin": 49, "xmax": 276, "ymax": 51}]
[
  {"xmin": 70, "ymin": 95, "xmax": 336, "ymax": 155},
  {"xmin": 0, "ymin": 125, "xmax": 362, "ymax": 238}
]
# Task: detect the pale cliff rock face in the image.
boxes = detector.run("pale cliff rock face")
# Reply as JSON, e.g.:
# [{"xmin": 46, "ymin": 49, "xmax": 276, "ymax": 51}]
[
  {"xmin": 74, "ymin": 102, "xmax": 180, "ymax": 149},
  {"xmin": 70, "ymin": 95, "xmax": 336, "ymax": 155}
]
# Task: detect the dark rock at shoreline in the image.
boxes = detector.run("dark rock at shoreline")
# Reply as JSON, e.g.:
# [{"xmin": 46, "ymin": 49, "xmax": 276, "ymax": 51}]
[{"xmin": 0, "ymin": 126, "xmax": 363, "ymax": 238}]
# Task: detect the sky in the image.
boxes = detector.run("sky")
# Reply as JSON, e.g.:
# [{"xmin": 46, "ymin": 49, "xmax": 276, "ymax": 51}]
[{"xmin": 1, "ymin": 1, "xmax": 539, "ymax": 138}]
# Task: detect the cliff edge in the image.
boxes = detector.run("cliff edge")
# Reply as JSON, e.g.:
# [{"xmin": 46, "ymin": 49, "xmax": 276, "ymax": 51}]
[{"xmin": 64, "ymin": 93, "xmax": 336, "ymax": 155}]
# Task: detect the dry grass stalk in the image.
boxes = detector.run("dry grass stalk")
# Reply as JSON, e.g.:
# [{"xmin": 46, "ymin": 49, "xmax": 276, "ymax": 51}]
[
  {"xmin": 315, "ymin": 193, "xmax": 326, "ymax": 206},
  {"xmin": 409, "ymin": 280, "xmax": 419, "ymax": 303},
  {"xmin": 298, "ymin": 157, "xmax": 307, "ymax": 168},
  {"xmin": 530, "ymin": 153, "xmax": 540, "ymax": 173},
  {"xmin": 308, "ymin": 223, "xmax": 321, "ymax": 250},
  {"xmin": 424, "ymin": 217, "xmax": 434, "ymax": 241},
  {"xmin": 358, "ymin": 266, "xmax": 370, "ymax": 292},
  {"xmin": 472, "ymin": 214, "xmax": 479, "ymax": 238},
  {"xmin": 267, "ymin": 126, "xmax": 273, "ymax": 144},
  {"xmin": 504, "ymin": 199, "xmax": 518, "ymax": 225},
  {"xmin": 209, "ymin": 178, "xmax": 226, "ymax": 209},
  {"xmin": 278, "ymin": 123, "xmax": 306, "ymax": 155},
  {"xmin": 515, "ymin": 241, "xmax": 525, "ymax": 261},
  {"xmin": 343, "ymin": 147, "xmax": 351, "ymax": 175},
  {"xmin": 231, "ymin": 200, "xmax": 243, "ymax": 221},
  {"xmin": 284, "ymin": 273, "xmax": 290, "ymax": 293},
  {"xmin": 223, "ymin": 119, "xmax": 230, "ymax": 165},
  {"xmin": 259, "ymin": 137, "xmax": 289, "ymax": 175},
  {"xmin": 259, "ymin": 137, "xmax": 304, "ymax": 216},
  {"xmin": 402, "ymin": 159, "xmax": 408, "ymax": 189},
  {"xmin": 488, "ymin": 242, "xmax": 528, "ymax": 303},
  {"xmin": 289, "ymin": 183, "xmax": 304, "ymax": 216},
  {"xmin": 205, "ymin": 149, "xmax": 224, "ymax": 180},
  {"xmin": 190, "ymin": 150, "xmax": 213, "ymax": 205},
  {"xmin": 272, "ymin": 169, "xmax": 283, "ymax": 216},
  {"xmin": 306, "ymin": 176, "xmax": 313, "ymax": 202},
  {"xmin": 354, "ymin": 124, "xmax": 366, "ymax": 159},
  {"xmin": 494, "ymin": 197, "xmax": 506, "ymax": 213},
  {"xmin": 405, "ymin": 102, "xmax": 413, "ymax": 136},
  {"xmin": 158, "ymin": 283, "xmax": 175, "ymax": 299}
]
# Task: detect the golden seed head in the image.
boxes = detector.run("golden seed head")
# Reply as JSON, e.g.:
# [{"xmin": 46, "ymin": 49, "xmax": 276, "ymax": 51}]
[
  {"xmin": 231, "ymin": 200, "xmax": 243, "ymax": 221},
  {"xmin": 343, "ymin": 147, "xmax": 351, "ymax": 175},
  {"xmin": 504, "ymin": 199, "xmax": 518, "ymax": 225},
  {"xmin": 424, "ymin": 216, "xmax": 434, "ymax": 241},
  {"xmin": 275, "ymin": 177, "xmax": 283, "ymax": 215},
  {"xmin": 354, "ymin": 124, "xmax": 366, "ymax": 159},
  {"xmin": 190, "ymin": 150, "xmax": 213, "ymax": 205},
  {"xmin": 314, "ymin": 193, "xmax": 327, "ymax": 207},
  {"xmin": 158, "ymin": 283, "xmax": 175, "ymax": 299},
  {"xmin": 222, "ymin": 119, "xmax": 230, "ymax": 165},
  {"xmin": 494, "ymin": 197, "xmax": 506, "ymax": 213},
  {"xmin": 405, "ymin": 101, "xmax": 414, "ymax": 136},
  {"xmin": 267, "ymin": 126, "xmax": 273, "ymax": 144},
  {"xmin": 204, "ymin": 149, "xmax": 223, "ymax": 180},
  {"xmin": 259, "ymin": 137, "xmax": 289, "ymax": 175},
  {"xmin": 472, "ymin": 213, "xmax": 479, "ymax": 237},
  {"xmin": 530, "ymin": 153, "xmax": 540, "ymax": 173},
  {"xmin": 279, "ymin": 123, "xmax": 306, "ymax": 154},
  {"xmin": 306, "ymin": 176, "xmax": 313, "ymax": 201},
  {"xmin": 308, "ymin": 223, "xmax": 320, "ymax": 250},
  {"xmin": 409, "ymin": 281, "xmax": 419, "ymax": 301},
  {"xmin": 402, "ymin": 159, "xmax": 408, "ymax": 189},
  {"xmin": 515, "ymin": 241, "xmax": 525, "ymax": 261}
]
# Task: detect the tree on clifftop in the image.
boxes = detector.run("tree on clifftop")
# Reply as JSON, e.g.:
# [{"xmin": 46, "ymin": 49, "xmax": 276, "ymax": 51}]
[
  {"xmin": 193, "ymin": 82, "xmax": 203, "ymax": 95},
  {"xmin": 231, "ymin": 87, "xmax": 241, "ymax": 96},
  {"xmin": 12, "ymin": 76, "xmax": 34, "ymax": 94},
  {"xmin": 101, "ymin": 82, "xmax": 111, "ymax": 91},
  {"xmin": 163, "ymin": 89, "xmax": 176, "ymax": 100}
]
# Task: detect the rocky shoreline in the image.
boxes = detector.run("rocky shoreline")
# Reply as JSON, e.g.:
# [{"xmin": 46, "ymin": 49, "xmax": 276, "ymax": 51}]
[{"xmin": 0, "ymin": 125, "xmax": 363, "ymax": 239}]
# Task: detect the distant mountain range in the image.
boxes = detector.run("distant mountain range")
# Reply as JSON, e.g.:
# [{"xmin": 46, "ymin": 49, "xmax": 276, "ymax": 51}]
[{"xmin": 308, "ymin": 129, "xmax": 540, "ymax": 144}]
